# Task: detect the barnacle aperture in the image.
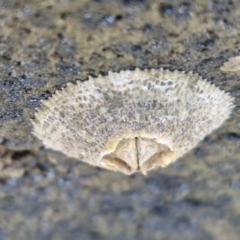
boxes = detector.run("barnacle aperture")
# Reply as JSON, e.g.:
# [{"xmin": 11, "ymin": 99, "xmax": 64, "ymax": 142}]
[{"xmin": 31, "ymin": 69, "xmax": 234, "ymax": 175}]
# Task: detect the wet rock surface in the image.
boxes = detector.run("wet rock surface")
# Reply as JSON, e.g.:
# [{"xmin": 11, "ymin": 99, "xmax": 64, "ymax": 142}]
[{"xmin": 0, "ymin": 0, "xmax": 240, "ymax": 239}]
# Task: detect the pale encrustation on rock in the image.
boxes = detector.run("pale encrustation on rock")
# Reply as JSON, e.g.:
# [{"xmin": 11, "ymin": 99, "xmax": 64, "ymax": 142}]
[
  {"xmin": 31, "ymin": 68, "xmax": 234, "ymax": 175},
  {"xmin": 220, "ymin": 56, "xmax": 240, "ymax": 73}
]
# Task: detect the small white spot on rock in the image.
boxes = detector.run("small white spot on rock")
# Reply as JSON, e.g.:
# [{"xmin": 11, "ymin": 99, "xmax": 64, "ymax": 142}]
[{"xmin": 220, "ymin": 56, "xmax": 240, "ymax": 72}]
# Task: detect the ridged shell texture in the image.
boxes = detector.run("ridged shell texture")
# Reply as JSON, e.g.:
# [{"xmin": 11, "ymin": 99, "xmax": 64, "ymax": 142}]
[{"xmin": 32, "ymin": 69, "xmax": 234, "ymax": 175}]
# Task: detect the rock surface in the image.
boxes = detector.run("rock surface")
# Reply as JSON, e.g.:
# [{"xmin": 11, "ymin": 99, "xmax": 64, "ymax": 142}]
[{"xmin": 0, "ymin": 0, "xmax": 240, "ymax": 239}]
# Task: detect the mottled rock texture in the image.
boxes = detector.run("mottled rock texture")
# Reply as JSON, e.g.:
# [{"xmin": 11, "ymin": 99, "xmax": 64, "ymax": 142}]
[{"xmin": 0, "ymin": 0, "xmax": 240, "ymax": 239}]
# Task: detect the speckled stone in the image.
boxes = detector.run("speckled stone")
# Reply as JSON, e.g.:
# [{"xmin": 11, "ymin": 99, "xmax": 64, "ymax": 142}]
[{"xmin": 0, "ymin": 0, "xmax": 240, "ymax": 239}]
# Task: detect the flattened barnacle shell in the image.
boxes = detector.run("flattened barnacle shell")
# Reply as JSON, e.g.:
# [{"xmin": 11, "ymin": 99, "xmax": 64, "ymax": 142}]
[
  {"xmin": 220, "ymin": 56, "xmax": 240, "ymax": 72},
  {"xmin": 31, "ymin": 68, "xmax": 234, "ymax": 175}
]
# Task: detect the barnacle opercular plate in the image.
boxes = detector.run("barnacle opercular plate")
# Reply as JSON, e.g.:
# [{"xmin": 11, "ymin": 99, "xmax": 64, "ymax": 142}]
[{"xmin": 31, "ymin": 69, "xmax": 234, "ymax": 175}]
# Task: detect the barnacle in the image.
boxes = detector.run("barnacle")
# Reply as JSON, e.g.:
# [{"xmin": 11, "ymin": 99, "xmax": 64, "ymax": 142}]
[
  {"xmin": 220, "ymin": 56, "xmax": 240, "ymax": 72},
  {"xmin": 31, "ymin": 69, "xmax": 234, "ymax": 175}
]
